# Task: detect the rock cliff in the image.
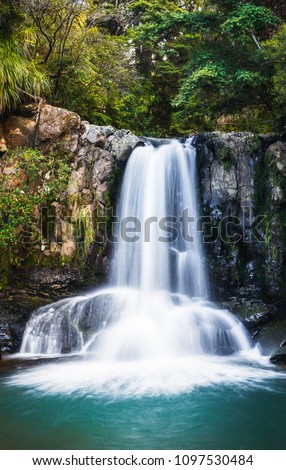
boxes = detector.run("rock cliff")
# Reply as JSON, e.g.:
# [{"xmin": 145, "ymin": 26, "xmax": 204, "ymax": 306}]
[
  {"xmin": 1, "ymin": 105, "xmax": 286, "ymax": 356},
  {"xmin": 194, "ymin": 132, "xmax": 286, "ymax": 359},
  {"xmin": 0, "ymin": 104, "xmax": 143, "ymax": 353},
  {"xmin": 194, "ymin": 132, "xmax": 286, "ymax": 305}
]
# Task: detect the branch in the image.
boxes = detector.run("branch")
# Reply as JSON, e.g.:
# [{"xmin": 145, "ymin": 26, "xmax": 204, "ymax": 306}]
[
  {"xmin": 16, "ymin": 87, "xmax": 41, "ymax": 101},
  {"xmin": 251, "ymin": 30, "xmax": 261, "ymax": 50}
]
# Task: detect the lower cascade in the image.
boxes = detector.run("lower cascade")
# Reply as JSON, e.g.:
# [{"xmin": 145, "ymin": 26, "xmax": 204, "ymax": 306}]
[
  {"xmin": 13, "ymin": 140, "xmax": 271, "ymax": 397},
  {"xmin": 21, "ymin": 140, "xmax": 253, "ymax": 361}
]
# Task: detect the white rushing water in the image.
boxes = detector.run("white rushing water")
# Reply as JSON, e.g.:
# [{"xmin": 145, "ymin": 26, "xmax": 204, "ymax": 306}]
[
  {"xmin": 14, "ymin": 140, "xmax": 265, "ymax": 396},
  {"xmin": 112, "ymin": 140, "xmax": 206, "ymax": 297}
]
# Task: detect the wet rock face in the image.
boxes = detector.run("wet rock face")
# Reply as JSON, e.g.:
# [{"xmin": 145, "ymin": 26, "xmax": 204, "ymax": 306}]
[
  {"xmin": 222, "ymin": 298, "xmax": 278, "ymax": 333},
  {"xmin": 106, "ymin": 129, "xmax": 144, "ymax": 162},
  {"xmin": 195, "ymin": 132, "xmax": 256, "ymax": 212},
  {"xmin": 267, "ymin": 141, "xmax": 286, "ymax": 177},
  {"xmin": 194, "ymin": 132, "xmax": 286, "ymax": 307},
  {"xmin": 0, "ymin": 294, "xmax": 52, "ymax": 354}
]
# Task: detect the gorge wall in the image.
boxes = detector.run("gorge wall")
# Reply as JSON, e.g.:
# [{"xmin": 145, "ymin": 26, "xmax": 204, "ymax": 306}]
[
  {"xmin": 195, "ymin": 133, "xmax": 286, "ymax": 304},
  {"xmin": 0, "ymin": 104, "xmax": 286, "ymax": 355}
]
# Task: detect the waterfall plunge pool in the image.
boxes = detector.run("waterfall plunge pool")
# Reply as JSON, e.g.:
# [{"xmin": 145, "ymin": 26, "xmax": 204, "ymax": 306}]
[{"xmin": 0, "ymin": 353, "xmax": 286, "ymax": 450}]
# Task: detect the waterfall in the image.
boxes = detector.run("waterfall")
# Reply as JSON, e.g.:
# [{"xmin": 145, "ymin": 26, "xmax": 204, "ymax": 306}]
[
  {"xmin": 112, "ymin": 140, "xmax": 207, "ymax": 297},
  {"xmin": 20, "ymin": 140, "xmax": 252, "ymax": 359}
]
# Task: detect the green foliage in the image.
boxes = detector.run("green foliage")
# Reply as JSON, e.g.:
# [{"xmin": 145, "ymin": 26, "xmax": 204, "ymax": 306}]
[
  {"xmin": 219, "ymin": 146, "xmax": 233, "ymax": 171},
  {"xmin": 0, "ymin": 39, "xmax": 50, "ymax": 114},
  {"xmin": 76, "ymin": 206, "xmax": 95, "ymax": 255},
  {"xmin": 0, "ymin": 187, "xmax": 40, "ymax": 247},
  {"xmin": 169, "ymin": 2, "xmax": 279, "ymax": 133},
  {"xmin": 126, "ymin": 0, "xmax": 281, "ymax": 134},
  {"xmin": 1, "ymin": 0, "xmax": 286, "ymax": 134},
  {"xmin": 263, "ymin": 24, "xmax": 286, "ymax": 128},
  {"xmin": 0, "ymin": 148, "xmax": 71, "ymax": 252},
  {"xmin": 221, "ymin": 3, "xmax": 279, "ymax": 43}
]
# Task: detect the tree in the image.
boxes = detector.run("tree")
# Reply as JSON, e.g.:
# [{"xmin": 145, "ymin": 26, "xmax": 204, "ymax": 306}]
[
  {"xmin": 252, "ymin": 1, "xmax": 286, "ymax": 21},
  {"xmin": 127, "ymin": 1, "xmax": 196, "ymax": 134},
  {"xmin": 170, "ymin": 1, "xmax": 279, "ymax": 132},
  {"xmin": 11, "ymin": 0, "xmax": 147, "ymax": 130},
  {"xmin": 1, "ymin": 0, "xmax": 286, "ymax": 134},
  {"xmin": 264, "ymin": 24, "xmax": 286, "ymax": 130}
]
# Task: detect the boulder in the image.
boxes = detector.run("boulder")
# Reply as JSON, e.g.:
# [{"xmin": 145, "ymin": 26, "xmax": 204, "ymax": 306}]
[
  {"xmin": 106, "ymin": 129, "xmax": 144, "ymax": 162},
  {"xmin": 0, "ymin": 121, "xmax": 7, "ymax": 152},
  {"xmin": 222, "ymin": 299, "xmax": 278, "ymax": 333},
  {"xmin": 80, "ymin": 123, "xmax": 114, "ymax": 147},
  {"xmin": 270, "ymin": 345, "xmax": 286, "ymax": 365},
  {"xmin": 0, "ymin": 294, "xmax": 51, "ymax": 354},
  {"xmin": 36, "ymin": 104, "xmax": 81, "ymax": 153},
  {"xmin": 3, "ymin": 114, "xmax": 36, "ymax": 148},
  {"xmin": 266, "ymin": 141, "xmax": 286, "ymax": 176}
]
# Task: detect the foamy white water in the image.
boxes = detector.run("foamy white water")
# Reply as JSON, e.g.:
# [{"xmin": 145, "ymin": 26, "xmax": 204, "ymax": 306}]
[{"xmin": 9, "ymin": 352, "xmax": 280, "ymax": 398}]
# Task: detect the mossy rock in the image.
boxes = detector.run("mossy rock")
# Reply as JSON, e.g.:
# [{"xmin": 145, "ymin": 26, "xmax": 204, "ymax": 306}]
[{"xmin": 222, "ymin": 300, "xmax": 277, "ymax": 332}]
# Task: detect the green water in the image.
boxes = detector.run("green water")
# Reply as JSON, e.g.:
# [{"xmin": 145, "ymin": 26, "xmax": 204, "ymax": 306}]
[{"xmin": 0, "ymin": 365, "xmax": 286, "ymax": 450}]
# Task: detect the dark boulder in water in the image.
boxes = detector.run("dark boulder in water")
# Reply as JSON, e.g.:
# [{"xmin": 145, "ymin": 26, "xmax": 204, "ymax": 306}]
[{"xmin": 270, "ymin": 345, "xmax": 286, "ymax": 365}]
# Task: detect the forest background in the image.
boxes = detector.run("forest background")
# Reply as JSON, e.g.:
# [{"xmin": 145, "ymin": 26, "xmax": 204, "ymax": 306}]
[{"xmin": 1, "ymin": 0, "xmax": 286, "ymax": 137}]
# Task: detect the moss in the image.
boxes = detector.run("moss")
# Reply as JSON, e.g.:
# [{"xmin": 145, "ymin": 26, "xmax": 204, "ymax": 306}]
[
  {"xmin": 0, "ymin": 147, "xmax": 72, "ymax": 261},
  {"xmin": 23, "ymin": 251, "xmax": 39, "ymax": 270},
  {"xmin": 219, "ymin": 146, "xmax": 233, "ymax": 171},
  {"xmin": 40, "ymin": 253, "xmax": 61, "ymax": 269},
  {"xmin": 253, "ymin": 158, "xmax": 271, "ymax": 213},
  {"xmin": 252, "ymin": 146, "xmax": 286, "ymax": 300},
  {"xmin": 75, "ymin": 206, "xmax": 95, "ymax": 255},
  {"xmin": 60, "ymin": 255, "xmax": 74, "ymax": 268},
  {"xmin": 249, "ymin": 134, "xmax": 262, "ymax": 154},
  {"xmin": 106, "ymin": 162, "xmax": 125, "ymax": 207},
  {"xmin": 270, "ymin": 170, "xmax": 286, "ymax": 202},
  {"xmin": 0, "ymin": 252, "xmax": 10, "ymax": 290},
  {"xmin": 278, "ymin": 206, "xmax": 286, "ymax": 245},
  {"xmin": 103, "ymin": 161, "xmax": 125, "ymax": 232}
]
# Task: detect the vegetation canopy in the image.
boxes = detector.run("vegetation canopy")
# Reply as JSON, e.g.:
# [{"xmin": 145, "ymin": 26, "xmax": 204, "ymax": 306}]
[{"xmin": 0, "ymin": 0, "xmax": 286, "ymax": 135}]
